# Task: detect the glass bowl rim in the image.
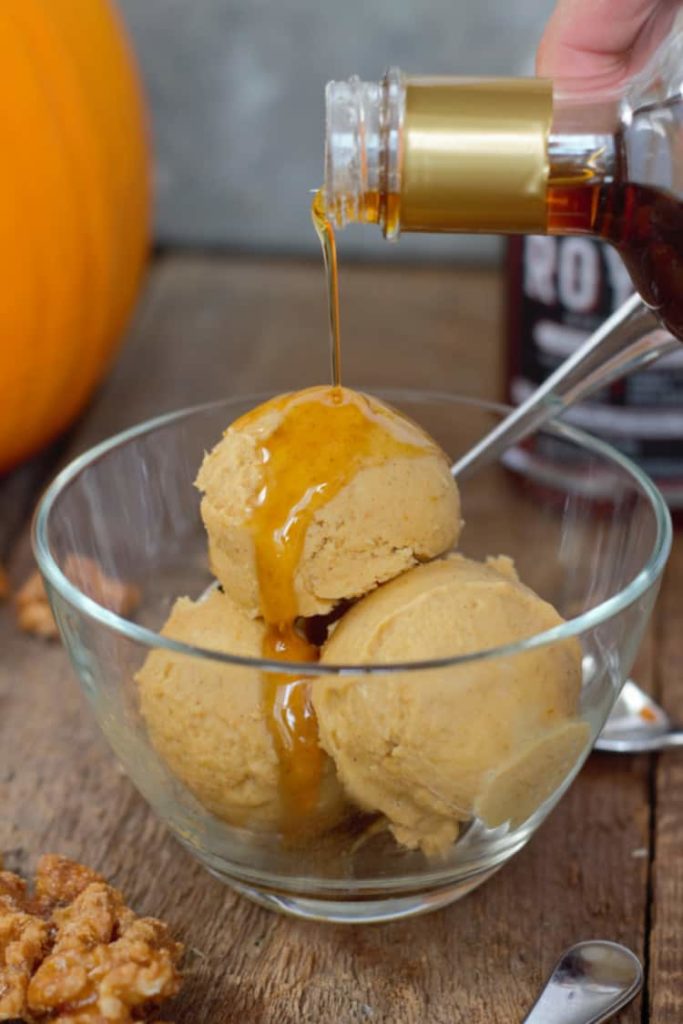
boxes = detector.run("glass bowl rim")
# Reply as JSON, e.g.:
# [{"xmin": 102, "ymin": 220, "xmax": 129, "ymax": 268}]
[{"xmin": 33, "ymin": 389, "xmax": 672, "ymax": 676}]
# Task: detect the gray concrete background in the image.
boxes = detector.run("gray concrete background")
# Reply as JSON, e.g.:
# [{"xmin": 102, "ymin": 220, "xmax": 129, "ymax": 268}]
[{"xmin": 118, "ymin": 0, "xmax": 555, "ymax": 261}]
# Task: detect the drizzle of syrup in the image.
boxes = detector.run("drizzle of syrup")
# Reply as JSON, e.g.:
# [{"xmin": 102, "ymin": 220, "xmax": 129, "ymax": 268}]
[
  {"xmin": 312, "ymin": 189, "xmax": 342, "ymax": 387},
  {"xmin": 235, "ymin": 385, "xmax": 438, "ymax": 832},
  {"xmin": 262, "ymin": 628, "xmax": 322, "ymax": 828}
]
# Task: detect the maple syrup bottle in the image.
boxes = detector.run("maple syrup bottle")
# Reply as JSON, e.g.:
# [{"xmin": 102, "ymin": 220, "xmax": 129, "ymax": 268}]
[
  {"xmin": 323, "ymin": 16, "xmax": 683, "ymax": 341},
  {"xmin": 324, "ymin": 19, "xmax": 683, "ymax": 506},
  {"xmin": 506, "ymin": 230, "xmax": 683, "ymax": 511}
]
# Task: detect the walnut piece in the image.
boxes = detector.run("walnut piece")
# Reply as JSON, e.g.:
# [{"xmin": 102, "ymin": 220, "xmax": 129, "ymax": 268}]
[
  {"xmin": 0, "ymin": 855, "xmax": 182, "ymax": 1023},
  {"xmin": 15, "ymin": 558, "xmax": 140, "ymax": 641},
  {"xmin": 14, "ymin": 571, "xmax": 58, "ymax": 639}
]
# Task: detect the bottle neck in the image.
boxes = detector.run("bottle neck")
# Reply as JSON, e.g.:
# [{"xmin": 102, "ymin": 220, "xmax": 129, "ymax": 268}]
[
  {"xmin": 324, "ymin": 71, "xmax": 620, "ymax": 238},
  {"xmin": 546, "ymin": 94, "xmax": 619, "ymax": 235}
]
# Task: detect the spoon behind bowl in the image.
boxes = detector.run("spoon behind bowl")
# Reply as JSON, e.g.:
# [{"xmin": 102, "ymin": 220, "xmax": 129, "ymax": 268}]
[
  {"xmin": 595, "ymin": 679, "xmax": 683, "ymax": 753},
  {"xmin": 451, "ymin": 294, "xmax": 675, "ymax": 482},
  {"xmin": 523, "ymin": 941, "xmax": 642, "ymax": 1024}
]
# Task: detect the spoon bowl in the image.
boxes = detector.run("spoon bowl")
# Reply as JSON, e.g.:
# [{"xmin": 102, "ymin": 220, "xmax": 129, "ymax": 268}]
[{"xmin": 523, "ymin": 940, "xmax": 643, "ymax": 1024}]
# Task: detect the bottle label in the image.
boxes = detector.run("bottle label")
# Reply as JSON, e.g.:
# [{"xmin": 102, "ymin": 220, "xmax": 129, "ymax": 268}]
[{"xmin": 507, "ymin": 235, "xmax": 683, "ymax": 507}]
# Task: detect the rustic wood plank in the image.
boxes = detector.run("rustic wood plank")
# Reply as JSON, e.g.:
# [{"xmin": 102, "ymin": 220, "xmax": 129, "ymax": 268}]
[
  {"xmin": 649, "ymin": 534, "xmax": 683, "ymax": 1024},
  {"xmin": 0, "ymin": 255, "xmax": 657, "ymax": 1022}
]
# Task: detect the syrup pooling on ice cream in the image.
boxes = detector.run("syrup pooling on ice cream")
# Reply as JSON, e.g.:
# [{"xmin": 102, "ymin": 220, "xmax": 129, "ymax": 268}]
[
  {"xmin": 135, "ymin": 588, "xmax": 345, "ymax": 833},
  {"xmin": 262, "ymin": 628, "xmax": 321, "ymax": 828},
  {"xmin": 230, "ymin": 385, "xmax": 455, "ymax": 826},
  {"xmin": 232, "ymin": 386, "xmax": 446, "ymax": 628},
  {"xmin": 196, "ymin": 388, "xmax": 461, "ymax": 620}
]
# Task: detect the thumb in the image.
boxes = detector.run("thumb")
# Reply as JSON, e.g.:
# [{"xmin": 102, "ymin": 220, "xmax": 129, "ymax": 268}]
[{"xmin": 536, "ymin": 0, "xmax": 678, "ymax": 88}]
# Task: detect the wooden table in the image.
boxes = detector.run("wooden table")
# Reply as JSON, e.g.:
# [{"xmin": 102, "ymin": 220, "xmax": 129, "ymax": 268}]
[{"xmin": 1, "ymin": 257, "xmax": 681, "ymax": 1023}]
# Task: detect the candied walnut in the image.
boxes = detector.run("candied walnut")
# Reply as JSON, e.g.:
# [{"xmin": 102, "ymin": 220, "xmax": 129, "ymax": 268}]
[
  {"xmin": 0, "ymin": 855, "xmax": 182, "ymax": 1024},
  {"xmin": 62, "ymin": 555, "xmax": 141, "ymax": 618},
  {"xmin": 0, "ymin": 908, "xmax": 50, "ymax": 1018},
  {"xmin": 14, "ymin": 571, "xmax": 47, "ymax": 606},
  {"xmin": 15, "ymin": 600, "xmax": 58, "ymax": 639},
  {"xmin": 0, "ymin": 565, "xmax": 9, "ymax": 601},
  {"xmin": 0, "ymin": 870, "xmax": 28, "ymax": 909},
  {"xmin": 33, "ymin": 855, "xmax": 104, "ymax": 911},
  {"xmin": 14, "ymin": 558, "xmax": 140, "ymax": 640},
  {"xmin": 14, "ymin": 571, "xmax": 58, "ymax": 639}
]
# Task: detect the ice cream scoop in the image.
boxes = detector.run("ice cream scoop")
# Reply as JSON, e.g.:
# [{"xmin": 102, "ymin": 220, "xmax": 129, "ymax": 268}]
[
  {"xmin": 314, "ymin": 554, "xmax": 588, "ymax": 856},
  {"xmin": 136, "ymin": 588, "xmax": 345, "ymax": 832},
  {"xmin": 195, "ymin": 386, "xmax": 462, "ymax": 622}
]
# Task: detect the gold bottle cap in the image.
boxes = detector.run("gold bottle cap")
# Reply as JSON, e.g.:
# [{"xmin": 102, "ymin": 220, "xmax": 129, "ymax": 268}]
[{"xmin": 400, "ymin": 77, "xmax": 553, "ymax": 234}]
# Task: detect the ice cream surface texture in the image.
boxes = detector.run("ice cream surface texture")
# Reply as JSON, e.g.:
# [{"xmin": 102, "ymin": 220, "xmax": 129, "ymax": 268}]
[
  {"xmin": 314, "ymin": 554, "xmax": 587, "ymax": 856},
  {"xmin": 136, "ymin": 588, "xmax": 344, "ymax": 831},
  {"xmin": 195, "ymin": 386, "xmax": 462, "ymax": 621}
]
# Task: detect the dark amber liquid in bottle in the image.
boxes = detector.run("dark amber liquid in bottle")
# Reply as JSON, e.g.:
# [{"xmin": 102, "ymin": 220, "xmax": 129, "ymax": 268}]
[{"xmin": 548, "ymin": 180, "xmax": 683, "ymax": 340}]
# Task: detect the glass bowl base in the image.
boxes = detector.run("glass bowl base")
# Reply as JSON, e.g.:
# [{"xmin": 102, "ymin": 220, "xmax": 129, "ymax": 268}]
[{"xmin": 209, "ymin": 864, "xmax": 505, "ymax": 924}]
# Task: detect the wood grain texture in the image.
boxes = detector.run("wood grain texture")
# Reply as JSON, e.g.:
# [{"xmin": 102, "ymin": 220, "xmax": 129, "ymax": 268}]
[
  {"xmin": 649, "ymin": 535, "xmax": 683, "ymax": 1024},
  {"xmin": 0, "ymin": 255, "xmax": 666, "ymax": 1022}
]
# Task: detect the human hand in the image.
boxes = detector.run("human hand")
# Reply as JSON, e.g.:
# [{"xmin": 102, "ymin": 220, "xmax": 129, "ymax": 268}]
[{"xmin": 537, "ymin": 0, "xmax": 680, "ymax": 90}]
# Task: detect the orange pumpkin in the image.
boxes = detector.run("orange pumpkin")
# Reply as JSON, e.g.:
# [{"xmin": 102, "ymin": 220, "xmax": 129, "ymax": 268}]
[{"xmin": 0, "ymin": 0, "xmax": 150, "ymax": 473}]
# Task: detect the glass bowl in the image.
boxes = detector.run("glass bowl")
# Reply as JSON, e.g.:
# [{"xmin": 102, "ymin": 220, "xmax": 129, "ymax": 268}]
[{"xmin": 33, "ymin": 391, "xmax": 671, "ymax": 924}]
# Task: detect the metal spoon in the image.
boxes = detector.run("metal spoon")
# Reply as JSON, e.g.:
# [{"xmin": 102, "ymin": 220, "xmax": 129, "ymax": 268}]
[
  {"xmin": 595, "ymin": 679, "xmax": 683, "ymax": 753},
  {"xmin": 452, "ymin": 293, "xmax": 677, "ymax": 481},
  {"xmin": 523, "ymin": 941, "xmax": 643, "ymax": 1024}
]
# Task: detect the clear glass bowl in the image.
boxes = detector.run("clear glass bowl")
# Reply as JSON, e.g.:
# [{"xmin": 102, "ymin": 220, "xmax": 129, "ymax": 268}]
[{"xmin": 33, "ymin": 391, "xmax": 671, "ymax": 923}]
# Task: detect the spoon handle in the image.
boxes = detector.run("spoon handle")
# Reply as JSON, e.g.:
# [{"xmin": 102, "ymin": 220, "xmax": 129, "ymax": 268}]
[
  {"xmin": 659, "ymin": 729, "xmax": 683, "ymax": 750},
  {"xmin": 595, "ymin": 729, "xmax": 683, "ymax": 753},
  {"xmin": 452, "ymin": 294, "xmax": 675, "ymax": 480},
  {"xmin": 522, "ymin": 941, "xmax": 643, "ymax": 1024}
]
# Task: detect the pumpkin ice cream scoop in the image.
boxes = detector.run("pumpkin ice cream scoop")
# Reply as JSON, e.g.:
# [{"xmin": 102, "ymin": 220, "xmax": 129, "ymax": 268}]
[
  {"xmin": 136, "ymin": 587, "xmax": 345, "ymax": 833},
  {"xmin": 194, "ymin": 386, "xmax": 462, "ymax": 620},
  {"xmin": 314, "ymin": 553, "xmax": 588, "ymax": 857}
]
